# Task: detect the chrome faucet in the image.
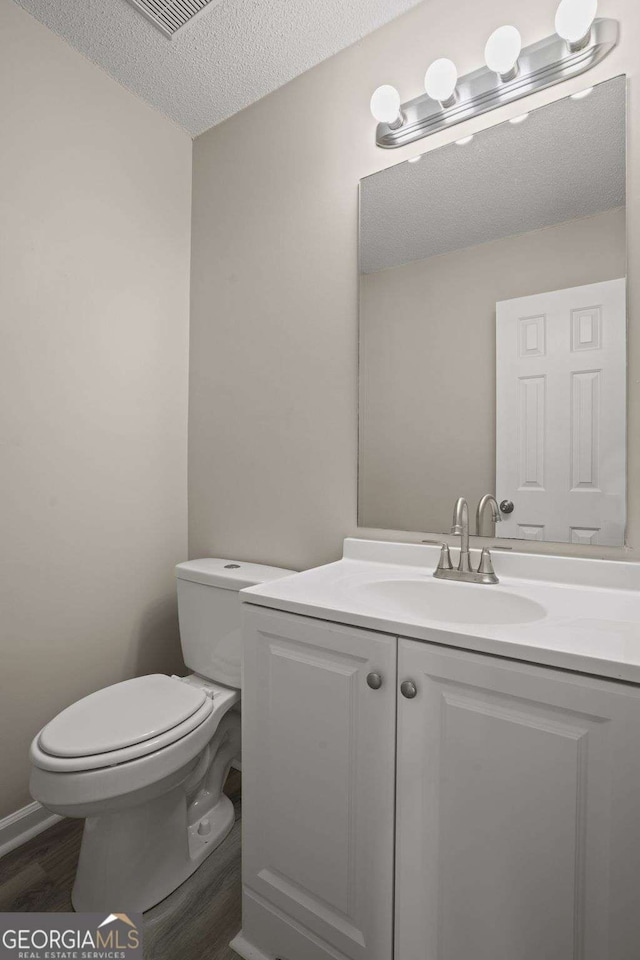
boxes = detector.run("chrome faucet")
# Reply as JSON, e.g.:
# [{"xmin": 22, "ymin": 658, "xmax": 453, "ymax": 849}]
[
  {"xmin": 476, "ymin": 494, "xmax": 502, "ymax": 537},
  {"xmin": 434, "ymin": 496, "xmax": 499, "ymax": 584},
  {"xmin": 451, "ymin": 497, "xmax": 472, "ymax": 573}
]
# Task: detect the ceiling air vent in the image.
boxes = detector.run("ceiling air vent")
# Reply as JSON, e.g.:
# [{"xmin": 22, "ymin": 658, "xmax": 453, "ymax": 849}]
[{"xmin": 125, "ymin": 0, "xmax": 222, "ymax": 38}]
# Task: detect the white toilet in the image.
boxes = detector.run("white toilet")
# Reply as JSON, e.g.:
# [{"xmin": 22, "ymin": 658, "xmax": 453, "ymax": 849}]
[{"xmin": 29, "ymin": 558, "xmax": 291, "ymax": 913}]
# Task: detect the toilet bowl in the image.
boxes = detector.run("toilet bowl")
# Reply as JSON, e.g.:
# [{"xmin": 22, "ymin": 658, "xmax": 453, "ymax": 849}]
[{"xmin": 29, "ymin": 559, "xmax": 292, "ymax": 913}]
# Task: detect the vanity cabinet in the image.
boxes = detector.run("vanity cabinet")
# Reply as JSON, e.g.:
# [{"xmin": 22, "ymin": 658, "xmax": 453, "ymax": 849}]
[
  {"xmin": 240, "ymin": 606, "xmax": 397, "ymax": 960},
  {"xmin": 395, "ymin": 639, "xmax": 640, "ymax": 960},
  {"xmin": 237, "ymin": 605, "xmax": 640, "ymax": 960}
]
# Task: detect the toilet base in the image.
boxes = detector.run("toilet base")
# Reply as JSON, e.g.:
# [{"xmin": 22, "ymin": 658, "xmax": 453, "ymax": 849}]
[
  {"xmin": 187, "ymin": 793, "xmax": 235, "ymax": 861},
  {"xmin": 71, "ymin": 710, "xmax": 241, "ymax": 913},
  {"xmin": 72, "ymin": 786, "xmax": 236, "ymax": 913}
]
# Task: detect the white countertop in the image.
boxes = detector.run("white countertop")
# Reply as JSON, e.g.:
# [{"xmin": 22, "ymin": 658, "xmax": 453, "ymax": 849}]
[{"xmin": 241, "ymin": 539, "xmax": 640, "ymax": 684}]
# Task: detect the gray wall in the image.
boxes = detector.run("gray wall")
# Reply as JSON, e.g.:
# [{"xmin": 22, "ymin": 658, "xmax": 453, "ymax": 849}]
[
  {"xmin": 189, "ymin": 0, "xmax": 640, "ymax": 569},
  {"xmin": 359, "ymin": 209, "xmax": 626, "ymax": 532},
  {"xmin": 0, "ymin": 0, "xmax": 192, "ymax": 817}
]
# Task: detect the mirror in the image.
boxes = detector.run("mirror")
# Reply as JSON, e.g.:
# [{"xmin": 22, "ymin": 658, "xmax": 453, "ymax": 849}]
[{"xmin": 358, "ymin": 76, "xmax": 626, "ymax": 546}]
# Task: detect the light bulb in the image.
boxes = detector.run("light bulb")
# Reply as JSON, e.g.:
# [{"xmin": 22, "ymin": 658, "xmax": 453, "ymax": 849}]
[
  {"xmin": 424, "ymin": 59, "xmax": 458, "ymax": 108},
  {"xmin": 555, "ymin": 0, "xmax": 597, "ymax": 51},
  {"xmin": 370, "ymin": 85, "xmax": 403, "ymax": 128},
  {"xmin": 484, "ymin": 25, "xmax": 522, "ymax": 81},
  {"xmin": 571, "ymin": 86, "xmax": 594, "ymax": 100}
]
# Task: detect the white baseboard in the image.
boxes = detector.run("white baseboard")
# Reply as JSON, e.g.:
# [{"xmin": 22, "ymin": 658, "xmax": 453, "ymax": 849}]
[{"xmin": 0, "ymin": 801, "xmax": 62, "ymax": 859}]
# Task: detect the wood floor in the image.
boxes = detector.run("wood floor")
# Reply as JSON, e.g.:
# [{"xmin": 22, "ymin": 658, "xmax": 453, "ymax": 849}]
[{"xmin": 0, "ymin": 770, "xmax": 242, "ymax": 960}]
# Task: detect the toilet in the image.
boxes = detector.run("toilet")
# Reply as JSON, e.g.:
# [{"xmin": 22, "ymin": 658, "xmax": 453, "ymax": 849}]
[{"xmin": 29, "ymin": 558, "xmax": 291, "ymax": 913}]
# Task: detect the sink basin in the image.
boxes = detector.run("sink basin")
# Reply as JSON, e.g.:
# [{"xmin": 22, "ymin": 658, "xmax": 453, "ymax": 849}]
[{"xmin": 356, "ymin": 579, "xmax": 547, "ymax": 625}]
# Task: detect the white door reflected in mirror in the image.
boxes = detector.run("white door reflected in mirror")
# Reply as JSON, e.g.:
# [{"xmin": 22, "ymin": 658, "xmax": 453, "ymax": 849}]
[{"xmin": 496, "ymin": 278, "xmax": 626, "ymax": 546}]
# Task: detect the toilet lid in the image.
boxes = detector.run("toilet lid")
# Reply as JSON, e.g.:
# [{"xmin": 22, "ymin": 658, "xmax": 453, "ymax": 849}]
[{"xmin": 39, "ymin": 675, "xmax": 208, "ymax": 758}]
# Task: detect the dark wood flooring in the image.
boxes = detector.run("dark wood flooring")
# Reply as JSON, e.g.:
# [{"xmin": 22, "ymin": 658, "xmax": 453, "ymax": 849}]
[{"xmin": 0, "ymin": 770, "xmax": 242, "ymax": 960}]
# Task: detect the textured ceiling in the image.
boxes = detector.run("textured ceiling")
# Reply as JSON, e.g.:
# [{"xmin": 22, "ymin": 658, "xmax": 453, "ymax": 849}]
[
  {"xmin": 360, "ymin": 76, "xmax": 626, "ymax": 274},
  {"xmin": 15, "ymin": 0, "xmax": 423, "ymax": 136}
]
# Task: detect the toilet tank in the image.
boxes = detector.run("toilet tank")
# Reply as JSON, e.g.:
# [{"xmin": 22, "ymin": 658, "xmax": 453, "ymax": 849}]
[{"xmin": 175, "ymin": 559, "xmax": 293, "ymax": 689}]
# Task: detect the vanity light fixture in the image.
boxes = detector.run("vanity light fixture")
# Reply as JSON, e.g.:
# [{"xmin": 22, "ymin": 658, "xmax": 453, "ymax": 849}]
[
  {"xmin": 555, "ymin": 0, "xmax": 598, "ymax": 52},
  {"xmin": 424, "ymin": 58, "xmax": 458, "ymax": 108},
  {"xmin": 369, "ymin": 85, "xmax": 403, "ymax": 129},
  {"xmin": 370, "ymin": 2, "xmax": 617, "ymax": 149},
  {"xmin": 484, "ymin": 25, "xmax": 522, "ymax": 82}
]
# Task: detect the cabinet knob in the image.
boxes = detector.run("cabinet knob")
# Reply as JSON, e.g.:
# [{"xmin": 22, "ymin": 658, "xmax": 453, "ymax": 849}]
[
  {"xmin": 366, "ymin": 672, "xmax": 383, "ymax": 690},
  {"xmin": 400, "ymin": 680, "xmax": 417, "ymax": 699},
  {"xmin": 499, "ymin": 499, "xmax": 515, "ymax": 514}
]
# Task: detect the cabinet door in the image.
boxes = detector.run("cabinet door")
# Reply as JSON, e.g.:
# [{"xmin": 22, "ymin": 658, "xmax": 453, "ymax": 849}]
[
  {"xmin": 242, "ymin": 606, "xmax": 396, "ymax": 960},
  {"xmin": 396, "ymin": 639, "xmax": 640, "ymax": 960}
]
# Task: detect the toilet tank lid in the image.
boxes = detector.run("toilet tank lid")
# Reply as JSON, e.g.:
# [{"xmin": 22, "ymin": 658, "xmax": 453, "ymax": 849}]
[{"xmin": 175, "ymin": 558, "xmax": 294, "ymax": 590}]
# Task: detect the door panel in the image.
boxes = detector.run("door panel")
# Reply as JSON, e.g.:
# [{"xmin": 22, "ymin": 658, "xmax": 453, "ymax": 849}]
[
  {"xmin": 496, "ymin": 278, "xmax": 626, "ymax": 545},
  {"xmin": 241, "ymin": 606, "xmax": 396, "ymax": 960},
  {"xmin": 395, "ymin": 639, "xmax": 640, "ymax": 960}
]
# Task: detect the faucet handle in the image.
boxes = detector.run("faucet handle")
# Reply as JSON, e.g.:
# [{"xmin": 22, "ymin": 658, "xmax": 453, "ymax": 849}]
[
  {"xmin": 477, "ymin": 547, "xmax": 499, "ymax": 583},
  {"xmin": 437, "ymin": 543, "xmax": 453, "ymax": 571}
]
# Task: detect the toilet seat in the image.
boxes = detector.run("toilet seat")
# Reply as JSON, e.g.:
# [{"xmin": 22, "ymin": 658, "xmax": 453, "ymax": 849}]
[
  {"xmin": 32, "ymin": 675, "xmax": 216, "ymax": 773},
  {"xmin": 30, "ymin": 679, "xmax": 239, "ymax": 818}
]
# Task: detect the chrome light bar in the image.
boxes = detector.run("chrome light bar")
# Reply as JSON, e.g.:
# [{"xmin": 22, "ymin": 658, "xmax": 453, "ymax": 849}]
[{"xmin": 375, "ymin": 19, "xmax": 618, "ymax": 149}]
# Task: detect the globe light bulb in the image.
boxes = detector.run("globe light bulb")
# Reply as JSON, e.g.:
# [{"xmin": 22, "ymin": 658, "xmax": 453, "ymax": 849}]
[
  {"xmin": 484, "ymin": 25, "xmax": 522, "ymax": 81},
  {"xmin": 370, "ymin": 85, "xmax": 402, "ymax": 127},
  {"xmin": 424, "ymin": 59, "xmax": 458, "ymax": 108},
  {"xmin": 555, "ymin": 0, "xmax": 597, "ymax": 50}
]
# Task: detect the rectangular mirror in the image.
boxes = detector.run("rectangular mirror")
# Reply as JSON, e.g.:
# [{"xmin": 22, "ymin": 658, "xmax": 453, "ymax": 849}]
[{"xmin": 358, "ymin": 76, "xmax": 627, "ymax": 546}]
